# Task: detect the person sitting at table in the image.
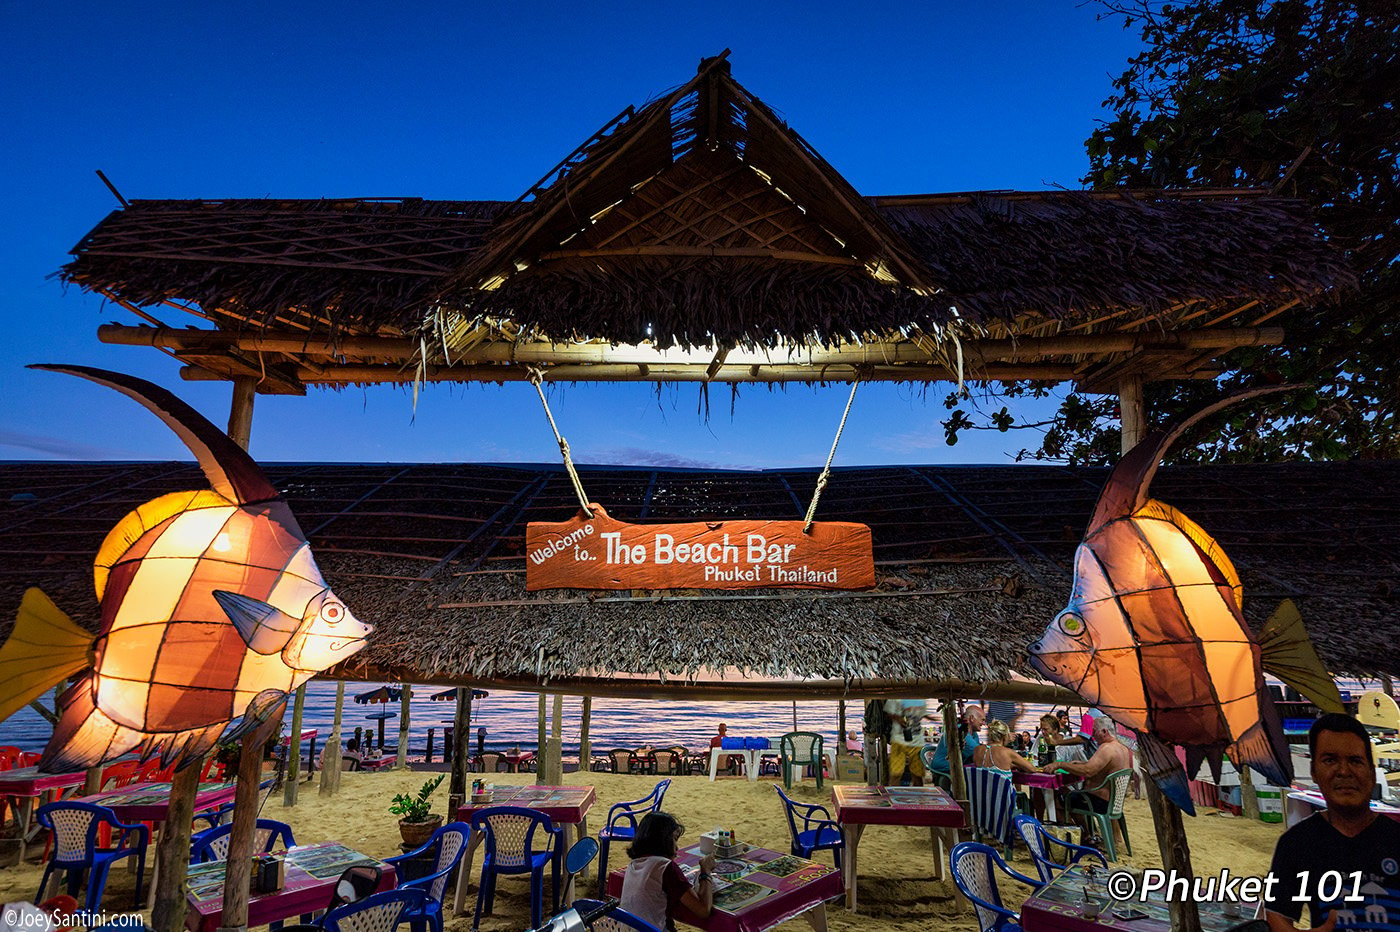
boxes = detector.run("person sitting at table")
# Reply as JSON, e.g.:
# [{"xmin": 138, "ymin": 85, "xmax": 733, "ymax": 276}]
[
  {"xmin": 973, "ymin": 720, "xmax": 1037, "ymax": 816},
  {"xmin": 620, "ymin": 811, "xmax": 715, "ymax": 932},
  {"xmin": 1033, "ymin": 712, "xmax": 1089, "ymax": 765},
  {"xmin": 708, "ymin": 724, "xmax": 742, "ymax": 775},
  {"xmin": 1041, "ymin": 717, "xmax": 1131, "ymax": 848},
  {"xmin": 928, "ymin": 704, "xmax": 985, "ymax": 790}
]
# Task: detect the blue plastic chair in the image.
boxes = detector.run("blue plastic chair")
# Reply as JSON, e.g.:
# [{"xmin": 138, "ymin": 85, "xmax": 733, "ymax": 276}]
[
  {"xmin": 950, "ymin": 842, "xmax": 1041, "ymax": 932},
  {"xmin": 571, "ymin": 898, "xmax": 664, "ymax": 932},
  {"xmin": 384, "ymin": 821, "xmax": 469, "ymax": 932},
  {"xmin": 191, "ymin": 801, "xmax": 235, "ymax": 831},
  {"xmin": 771, "ymin": 785, "xmax": 842, "ymax": 870},
  {"xmin": 190, "ymin": 819, "xmax": 296, "ymax": 862},
  {"xmin": 1011, "ymin": 815, "xmax": 1106, "ymax": 885},
  {"xmin": 469, "ymin": 805, "xmax": 563, "ymax": 930},
  {"xmin": 36, "ymin": 802, "xmax": 149, "ymax": 911},
  {"xmin": 320, "ymin": 888, "xmax": 427, "ymax": 932},
  {"xmin": 595, "ymin": 780, "xmax": 669, "ymax": 885}
]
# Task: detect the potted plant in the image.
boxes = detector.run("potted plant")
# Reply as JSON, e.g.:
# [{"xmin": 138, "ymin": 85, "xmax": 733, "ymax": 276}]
[{"xmin": 390, "ymin": 774, "xmax": 446, "ymax": 847}]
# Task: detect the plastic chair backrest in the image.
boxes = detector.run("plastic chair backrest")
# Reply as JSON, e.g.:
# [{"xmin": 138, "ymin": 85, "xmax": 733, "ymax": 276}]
[
  {"xmin": 0, "ymin": 747, "xmax": 21, "ymax": 770},
  {"xmin": 771, "ymin": 785, "xmax": 807, "ymax": 843},
  {"xmin": 951, "ymin": 842, "xmax": 1013, "ymax": 932},
  {"xmin": 1011, "ymin": 815, "xmax": 1054, "ymax": 883},
  {"xmin": 193, "ymin": 820, "xmax": 295, "ymax": 861},
  {"xmin": 38, "ymin": 802, "xmax": 118, "ymax": 864},
  {"xmin": 606, "ymin": 780, "xmax": 669, "ymax": 831},
  {"xmin": 608, "ymin": 749, "xmax": 632, "ymax": 773},
  {"xmin": 327, "ymin": 864, "xmax": 384, "ymax": 911},
  {"xmin": 965, "ymin": 766, "xmax": 1017, "ymax": 847},
  {"xmin": 415, "ymin": 823, "xmax": 469, "ymax": 903},
  {"xmin": 477, "ymin": 752, "xmax": 502, "ymax": 772},
  {"xmin": 652, "ymin": 750, "xmax": 675, "ymax": 773},
  {"xmin": 1101, "ymin": 769, "xmax": 1131, "ymax": 818},
  {"xmin": 100, "ymin": 761, "xmax": 143, "ymax": 789},
  {"xmin": 322, "ymin": 888, "xmax": 424, "ymax": 932},
  {"xmin": 571, "ymin": 898, "xmax": 664, "ymax": 932},
  {"xmin": 780, "ymin": 732, "xmax": 822, "ymax": 763},
  {"xmin": 18, "ymin": 751, "xmax": 41, "ymax": 767},
  {"xmin": 471, "ymin": 805, "xmax": 555, "ymax": 870}
]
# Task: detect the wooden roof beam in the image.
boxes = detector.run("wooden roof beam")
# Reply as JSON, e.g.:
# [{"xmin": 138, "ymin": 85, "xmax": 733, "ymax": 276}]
[{"xmin": 102, "ymin": 323, "xmax": 1283, "ymax": 366}]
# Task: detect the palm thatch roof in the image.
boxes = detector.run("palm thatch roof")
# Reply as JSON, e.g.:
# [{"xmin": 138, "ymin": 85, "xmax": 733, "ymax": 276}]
[
  {"xmin": 62, "ymin": 56, "xmax": 1352, "ymax": 394},
  {"xmin": 2, "ymin": 459, "xmax": 1394, "ymax": 699}
]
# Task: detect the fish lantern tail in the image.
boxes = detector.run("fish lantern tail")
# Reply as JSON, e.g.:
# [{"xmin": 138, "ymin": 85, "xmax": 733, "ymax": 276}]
[
  {"xmin": 1257, "ymin": 599, "xmax": 1345, "ymax": 714},
  {"xmin": 0, "ymin": 589, "xmax": 95, "ymax": 727},
  {"xmin": 1230, "ymin": 686, "xmax": 1294, "ymax": 788}
]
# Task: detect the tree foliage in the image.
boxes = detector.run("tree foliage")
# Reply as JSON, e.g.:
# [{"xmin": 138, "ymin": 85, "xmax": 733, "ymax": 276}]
[{"xmin": 944, "ymin": 0, "xmax": 1399, "ymax": 463}]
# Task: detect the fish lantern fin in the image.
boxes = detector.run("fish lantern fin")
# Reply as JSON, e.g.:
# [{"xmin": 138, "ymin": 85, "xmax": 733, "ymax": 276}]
[
  {"xmin": 213, "ymin": 590, "xmax": 300, "ymax": 654},
  {"xmin": 1090, "ymin": 386, "xmax": 1300, "ymax": 531},
  {"xmin": 29, "ymin": 365, "xmax": 279, "ymax": 506},
  {"xmin": 0, "ymin": 589, "xmax": 95, "ymax": 726},
  {"xmin": 157, "ymin": 722, "xmax": 229, "ymax": 771},
  {"xmin": 1230, "ymin": 688, "xmax": 1293, "ymax": 787},
  {"xmin": 1257, "ymin": 599, "xmax": 1345, "ymax": 713},
  {"xmin": 1136, "ymin": 732, "xmax": 1196, "ymax": 815},
  {"xmin": 222, "ymin": 688, "xmax": 291, "ymax": 744}
]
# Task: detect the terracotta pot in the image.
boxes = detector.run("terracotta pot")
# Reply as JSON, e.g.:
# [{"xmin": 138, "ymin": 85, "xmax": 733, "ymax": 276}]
[{"xmin": 399, "ymin": 814, "xmax": 443, "ymax": 848}]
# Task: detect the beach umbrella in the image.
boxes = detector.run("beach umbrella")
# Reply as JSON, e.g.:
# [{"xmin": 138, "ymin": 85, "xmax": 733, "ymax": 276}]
[
  {"xmin": 429, "ymin": 688, "xmax": 489, "ymax": 701},
  {"xmin": 354, "ymin": 685, "xmax": 401, "ymax": 704}
]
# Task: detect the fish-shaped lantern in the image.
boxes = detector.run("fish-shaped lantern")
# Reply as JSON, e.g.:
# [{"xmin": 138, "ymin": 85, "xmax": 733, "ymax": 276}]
[
  {"xmin": 1028, "ymin": 389, "xmax": 1342, "ymax": 812},
  {"xmin": 0, "ymin": 366, "xmax": 372, "ymax": 771}
]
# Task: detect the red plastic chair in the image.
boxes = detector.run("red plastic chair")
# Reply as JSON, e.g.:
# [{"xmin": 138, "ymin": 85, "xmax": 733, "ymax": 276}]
[
  {"xmin": 0, "ymin": 746, "xmax": 22, "ymax": 770},
  {"xmin": 100, "ymin": 761, "xmax": 143, "ymax": 789},
  {"xmin": 18, "ymin": 751, "xmax": 42, "ymax": 767}
]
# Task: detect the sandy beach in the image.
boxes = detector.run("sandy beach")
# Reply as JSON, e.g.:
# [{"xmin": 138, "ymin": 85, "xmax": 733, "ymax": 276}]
[{"xmin": 0, "ymin": 769, "xmax": 1283, "ymax": 931}]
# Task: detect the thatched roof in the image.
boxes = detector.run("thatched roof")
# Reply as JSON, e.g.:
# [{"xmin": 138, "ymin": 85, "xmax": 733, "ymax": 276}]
[
  {"xmin": 61, "ymin": 57, "xmax": 1352, "ymax": 393},
  {"xmin": 2, "ymin": 460, "xmax": 1395, "ymax": 699}
]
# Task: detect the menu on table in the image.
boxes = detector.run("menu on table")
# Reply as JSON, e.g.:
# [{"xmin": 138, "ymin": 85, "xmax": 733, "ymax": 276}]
[
  {"xmin": 185, "ymin": 843, "xmax": 381, "ymax": 903},
  {"xmin": 675, "ymin": 845, "xmax": 838, "ymax": 914}
]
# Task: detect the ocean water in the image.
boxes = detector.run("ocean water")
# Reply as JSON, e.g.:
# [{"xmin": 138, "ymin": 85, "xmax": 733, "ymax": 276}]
[{"xmin": 0, "ymin": 683, "xmax": 1055, "ymax": 758}]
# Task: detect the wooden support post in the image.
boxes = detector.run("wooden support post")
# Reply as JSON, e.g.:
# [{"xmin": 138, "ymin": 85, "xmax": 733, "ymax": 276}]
[
  {"xmin": 83, "ymin": 765, "xmax": 103, "ymax": 796},
  {"xmin": 227, "ymin": 378, "xmax": 256, "ymax": 450},
  {"xmin": 838, "ymin": 700, "xmax": 847, "ymax": 754},
  {"xmin": 1118, "ymin": 376, "xmax": 1146, "ymax": 451},
  {"xmin": 397, "ymin": 685, "xmax": 412, "ymax": 770},
  {"xmin": 1383, "ymin": 674, "xmax": 1395, "ymax": 697},
  {"xmin": 945, "ymin": 697, "xmax": 967, "ymax": 808},
  {"xmin": 219, "ymin": 707, "xmax": 285, "ymax": 932},
  {"xmin": 319, "ymin": 680, "xmax": 345, "ymax": 797},
  {"xmin": 1240, "ymin": 764, "xmax": 1260, "ymax": 821},
  {"xmin": 1120, "ymin": 381, "xmax": 1200, "ymax": 932},
  {"xmin": 151, "ymin": 760, "xmax": 203, "ymax": 932},
  {"xmin": 551, "ymin": 693, "xmax": 564, "ymax": 782},
  {"xmin": 537, "ymin": 693, "xmax": 547, "ymax": 784},
  {"xmin": 449, "ymin": 689, "xmax": 473, "ymax": 815},
  {"xmin": 579, "ymin": 697, "xmax": 592, "ymax": 774},
  {"xmin": 282, "ymin": 685, "xmax": 306, "ymax": 806}
]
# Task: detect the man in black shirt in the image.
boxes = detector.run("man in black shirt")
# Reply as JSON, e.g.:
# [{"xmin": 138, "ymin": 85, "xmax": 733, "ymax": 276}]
[{"xmin": 1266, "ymin": 713, "xmax": 1400, "ymax": 931}]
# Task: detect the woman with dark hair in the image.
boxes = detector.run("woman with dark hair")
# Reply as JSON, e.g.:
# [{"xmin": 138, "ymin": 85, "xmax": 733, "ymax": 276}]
[{"xmin": 619, "ymin": 811, "xmax": 715, "ymax": 931}]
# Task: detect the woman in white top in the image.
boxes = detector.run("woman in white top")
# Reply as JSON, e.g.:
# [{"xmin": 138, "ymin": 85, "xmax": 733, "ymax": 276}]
[{"xmin": 619, "ymin": 812, "xmax": 714, "ymax": 932}]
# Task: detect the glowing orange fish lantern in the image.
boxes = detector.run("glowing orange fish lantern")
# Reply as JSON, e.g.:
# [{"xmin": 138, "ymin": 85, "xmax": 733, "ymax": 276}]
[
  {"xmin": 1028, "ymin": 389, "xmax": 1342, "ymax": 812},
  {"xmin": 0, "ymin": 366, "xmax": 372, "ymax": 771}
]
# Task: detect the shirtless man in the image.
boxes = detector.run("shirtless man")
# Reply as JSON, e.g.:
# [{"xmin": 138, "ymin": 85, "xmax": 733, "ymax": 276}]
[{"xmin": 1040, "ymin": 717, "xmax": 1131, "ymax": 845}]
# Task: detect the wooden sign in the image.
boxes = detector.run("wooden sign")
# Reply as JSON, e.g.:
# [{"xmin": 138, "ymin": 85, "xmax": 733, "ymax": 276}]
[{"xmin": 526, "ymin": 504, "xmax": 875, "ymax": 591}]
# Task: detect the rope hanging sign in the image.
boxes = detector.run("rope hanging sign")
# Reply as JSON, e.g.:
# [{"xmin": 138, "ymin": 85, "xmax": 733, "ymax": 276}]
[{"xmin": 523, "ymin": 373, "xmax": 875, "ymax": 592}]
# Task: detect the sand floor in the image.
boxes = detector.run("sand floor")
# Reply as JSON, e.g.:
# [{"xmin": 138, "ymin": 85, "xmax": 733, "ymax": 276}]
[{"xmin": 0, "ymin": 770, "xmax": 1283, "ymax": 931}]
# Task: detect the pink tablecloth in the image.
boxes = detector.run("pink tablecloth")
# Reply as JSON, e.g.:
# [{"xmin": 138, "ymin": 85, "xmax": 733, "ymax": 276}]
[
  {"xmin": 77, "ymin": 780, "xmax": 238, "ymax": 822},
  {"xmin": 455, "ymin": 783, "xmax": 594, "ymax": 825},
  {"xmin": 1014, "ymin": 771, "xmax": 1081, "ymax": 790},
  {"xmin": 608, "ymin": 843, "xmax": 841, "ymax": 932},
  {"xmin": 1021, "ymin": 865, "xmax": 1259, "ymax": 932},
  {"xmin": 0, "ymin": 766, "xmax": 87, "ymax": 796},
  {"xmin": 831, "ymin": 784, "xmax": 964, "ymax": 826}
]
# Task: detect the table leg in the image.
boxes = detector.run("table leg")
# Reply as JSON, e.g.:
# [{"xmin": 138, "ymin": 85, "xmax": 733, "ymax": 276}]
[
  {"xmin": 14, "ymin": 795, "xmax": 36, "ymax": 863},
  {"xmin": 746, "ymin": 750, "xmax": 759, "ymax": 782},
  {"xmin": 577, "ymin": 817, "xmax": 590, "ymax": 880},
  {"xmin": 842, "ymin": 824, "xmax": 863, "ymax": 912},
  {"xmin": 452, "ymin": 830, "xmax": 485, "ymax": 913},
  {"xmin": 145, "ymin": 822, "xmax": 165, "ymax": 909},
  {"xmin": 934, "ymin": 827, "xmax": 966, "ymax": 910},
  {"xmin": 1045, "ymin": 787, "xmax": 1058, "ymax": 823},
  {"xmin": 803, "ymin": 903, "xmax": 829, "ymax": 932}
]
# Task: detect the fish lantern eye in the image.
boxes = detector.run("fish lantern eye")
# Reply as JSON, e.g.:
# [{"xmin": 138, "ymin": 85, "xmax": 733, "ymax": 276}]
[
  {"xmin": 321, "ymin": 602, "xmax": 344, "ymax": 625},
  {"xmin": 1056, "ymin": 611, "xmax": 1086, "ymax": 638}
]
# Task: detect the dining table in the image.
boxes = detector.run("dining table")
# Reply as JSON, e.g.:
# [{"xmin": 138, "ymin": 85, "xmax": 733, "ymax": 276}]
[
  {"xmin": 1020, "ymin": 864, "xmax": 1261, "ymax": 932},
  {"xmin": 606, "ymin": 841, "xmax": 842, "ymax": 932},
  {"xmin": 1284, "ymin": 788, "xmax": 1400, "ymax": 828},
  {"xmin": 183, "ymin": 840, "xmax": 396, "ymax": 932},
  {"xmin": 77, "ymin": 779, "xmax": 240, "ymax": 907},
  {"xmin": 451, "ymin": 783, "xmax": 596, "ymax": 912},
  {"xmin": 831, "ymin": 784, "xmax": 966, "ymax": 912},
  {"xmin": 0, "ymin": 765, "xmax": 89, "ymax": 861},
  {"xmin": 1014, "ymin": 770, "xmax": 1082, "ymax": 823}
]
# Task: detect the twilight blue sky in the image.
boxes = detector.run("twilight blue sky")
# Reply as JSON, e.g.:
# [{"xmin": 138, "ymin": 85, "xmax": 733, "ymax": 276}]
[{"xmin": 1, "ymin": 2, "xmax": 1141, "ymax": 469}]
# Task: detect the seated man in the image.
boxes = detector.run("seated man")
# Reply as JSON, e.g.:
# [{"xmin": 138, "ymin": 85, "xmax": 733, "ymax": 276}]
[
  {"xmin": 709, "ymin": 723, "xmax": 742, "ymax": 775},
  {"xmin": 1041, "ymin": 717, "xmax": 1131, "ymax": 844},
  {"xmin": 1266, "ymin": 713, "xmax": 1399, "ymax": 932},
  {"xmin": 929, "ymin": 704, "xmax": 986, "ymax": 788}
]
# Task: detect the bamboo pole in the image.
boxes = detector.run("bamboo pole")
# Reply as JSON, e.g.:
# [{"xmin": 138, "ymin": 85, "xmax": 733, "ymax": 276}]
[
  {"xmin": 397, "ymin": 685, "xmax": 412, "ymax": 770},
  {"xmin": 579, "ymin": 697, "xmax": 592, "ymax": 775},
  {"xmin": 282, "ymin": 685, "xmax": 307, "ymax": 806},
  {"xmin": 945, "ymin": 697, "xmax": 967, "ymax": 806},
  {"xmin": 1239, "ymin": 764, "xmax": 1261, "ymax": 821},
  {"xmin": 218, "ymin": 707, "xmax": 285, "ymax": 932},
  {"xmin": 449, "ymin": 689, "xmax": 473, "ymax": 815},
  {"xmin": 837, "ymin": 700, "xmax": 847, "ymax": 755},
  {"xmin": 152, "ymin": 761, "xmax": 203, "ymax": 932},
  {"xmin": 551, "ymin": 693, "xmax": 564, "ymax": 783},
  {"xmin": 1120, "ymin": 384, "xmax": 1201, "ymax": 932},
  {"xmin": 537, "ymin": 693, "xmax": 547, "ymax": 785},
  {"xmin": 227, "ymin": 378, "xmax": 256, "ymax": 449},
  {"xmin": 319, "ymin": 680, "xmax": 345, "ymax": 797},
  {"xmin": 102, "ymin": 323, "xmax": 1286, "ymax": 364}
]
